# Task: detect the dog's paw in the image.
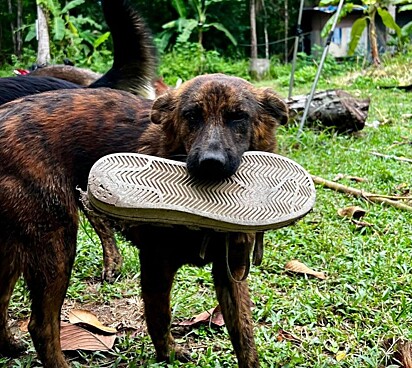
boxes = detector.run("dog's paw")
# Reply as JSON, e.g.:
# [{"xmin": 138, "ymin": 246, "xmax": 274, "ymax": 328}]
[
  {"xmin": 101, "ymin": 256, "xmax": 123, "ymax": 283},
  {"xmin": 173, "ymin": 346, "xmax": 192, "ymax": 362}
]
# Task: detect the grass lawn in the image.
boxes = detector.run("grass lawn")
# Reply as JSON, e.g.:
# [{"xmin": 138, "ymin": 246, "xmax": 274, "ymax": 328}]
[{"xmin": 2, "ymin": 53, "xmax": 412, "ymax": 367}]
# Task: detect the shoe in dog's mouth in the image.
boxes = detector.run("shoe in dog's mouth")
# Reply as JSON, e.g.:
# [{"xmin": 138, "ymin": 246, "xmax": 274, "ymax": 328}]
[{"xmin": 87, "ymin": 152, "xmax": 316, "ymax": 232}]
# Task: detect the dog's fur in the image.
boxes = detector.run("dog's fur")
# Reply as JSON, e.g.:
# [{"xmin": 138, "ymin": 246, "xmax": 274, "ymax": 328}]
[
  {"xmin": 0, "ymin": 0, "xmax": 158, "ymax": 282},
  {"xmin": 0, "ymin": 0, "xmax": 157, "ymax": 100},
  {"xmin": 28, "ymin": 65, "xmax": 101, "ymax": 86},
  {"xmin": 0, "ymin": 74, "xmax": 288, "ymax": 367}
]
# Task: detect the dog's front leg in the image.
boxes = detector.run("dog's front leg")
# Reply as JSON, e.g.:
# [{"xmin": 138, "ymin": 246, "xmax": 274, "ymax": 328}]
[
  {"xmin": 212, "ymin": 233, "xmax": 259, "ymax": 368},
  {"xmin": 139, "ymin": 246, "xmax": 190, "ymax": 362}
]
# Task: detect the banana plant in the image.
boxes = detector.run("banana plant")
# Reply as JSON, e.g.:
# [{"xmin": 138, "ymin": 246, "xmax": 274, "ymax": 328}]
[
  {"xmin": 158, "ymin": 0, "xmax": 237, "ymax": 51},
  {"xmin": 320, "ymin": 0, "xmax": 404, "ymax": 66},
  {"xmin": 391, "ymin": 0, "xmax": 412, "ymax": 49}
]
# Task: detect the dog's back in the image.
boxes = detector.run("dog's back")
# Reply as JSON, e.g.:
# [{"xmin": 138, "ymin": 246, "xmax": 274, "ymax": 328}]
[
  {"xmin": 0, "ymin": 76, "xmax": 79, "ymax": 105},
  {"xmin": 0, "ymin": 0, "xmax": 158, "ymax": 106}
]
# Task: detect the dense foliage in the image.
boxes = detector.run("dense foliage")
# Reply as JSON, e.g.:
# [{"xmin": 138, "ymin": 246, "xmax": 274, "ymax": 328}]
[{"xmin": 0, "ymin": 0, "xmax": 303, "ymax": 68}]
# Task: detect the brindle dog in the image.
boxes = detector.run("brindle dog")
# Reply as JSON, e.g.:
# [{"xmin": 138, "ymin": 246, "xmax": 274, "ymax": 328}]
[
  {"xmin": 0, "ymin": 0, "xmax": 158, "ymax": 282},
  {"xmin": 0, "ymin": 73, "xmax": 288, "ymax": 368}
]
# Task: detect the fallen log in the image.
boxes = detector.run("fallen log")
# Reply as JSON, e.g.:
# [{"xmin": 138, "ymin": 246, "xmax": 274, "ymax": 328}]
[{"xmin": 286, "ymin": 89, "xmax": 370, "ymax": 133}]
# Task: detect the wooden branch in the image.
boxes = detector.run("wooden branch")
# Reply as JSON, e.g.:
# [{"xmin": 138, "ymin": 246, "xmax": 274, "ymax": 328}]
[
  {"xmin": 349, "ymin": 148, "xmax": 412, "ymax": 164},
  {"xmin": 311, "ymin": 175, "xmax": 412, "ymax": 212},
  {"xmin": 369, "ymin": 151, "xmax": 412, "ymax": 164}
]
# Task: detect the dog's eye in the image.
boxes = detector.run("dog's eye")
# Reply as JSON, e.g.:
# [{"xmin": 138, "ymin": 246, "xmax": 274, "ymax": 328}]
[
  {"xmin": 225, "ymin": 111, "xmax": 249, "ymax": 123},
  {"xmin": 182, "ymin": 109, "xmax": 202, "ymax": 124}
]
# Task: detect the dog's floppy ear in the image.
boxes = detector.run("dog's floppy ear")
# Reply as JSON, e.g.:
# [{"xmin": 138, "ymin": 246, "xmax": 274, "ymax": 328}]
[
  {"xmin": 251, "ymin": 88, "xmax": 289, "ymax": 152},
  {"xmin": 258, "ymin": 88, "xmax": 289, "ymax": 126},
  {"xmin": 150, "ymin": 91, "xmax": 176, "ymax": 125}
]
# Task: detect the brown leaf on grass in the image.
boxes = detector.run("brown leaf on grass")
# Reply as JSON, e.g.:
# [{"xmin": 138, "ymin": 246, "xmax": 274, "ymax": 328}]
[
  {"xmin": 60, "ymin": 321, "xmax": 116, "ymax": 351},
  {"xmin": 19, "ymin": 319, "xmax": 29, "ymax": 332},
  {"xmin": 68, "ymin": 309, "xmax": 117, "ymax": 334},
  {"xmin": 337, "ymin": 206, "xmax": 367, "ymax": 219},
  {"xmin": 336, "ymin": 351, "xmax": 347, "ymax": 361},
  {"xmin": 285, "ymin": 260, "xmax": 326, "ymax": 280},
  {"xmin": 276, "ymin": 329, "xmax": 301, "ymax": 345},
  {"xmin": 178, "ymin": 305, "xmax": 225, "ymax": 327}
]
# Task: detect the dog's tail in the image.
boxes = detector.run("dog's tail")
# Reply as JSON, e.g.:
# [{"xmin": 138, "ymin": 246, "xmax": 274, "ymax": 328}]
[{"xmin": 89, "ymin": 0, "xmax": 158, "ymax": 98}]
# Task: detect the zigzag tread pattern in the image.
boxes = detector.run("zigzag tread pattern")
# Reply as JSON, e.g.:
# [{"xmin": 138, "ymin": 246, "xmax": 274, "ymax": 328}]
[{"xmin": 88, "ymin": 152, "xmax": 316, "ymax": 225}]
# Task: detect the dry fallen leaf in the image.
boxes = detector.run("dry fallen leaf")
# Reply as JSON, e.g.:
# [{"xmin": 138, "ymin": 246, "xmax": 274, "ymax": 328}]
[
  {"xmin": 178, "ymin": 305, "xmax": 225, "ymax": 327},
  {"xmin": 19, "ymin": 319, "xmax": 29, "ymax": 332},
  {"xmin": 285, "ymin": 260, "xmax": 326, "ymax": 280},
  {"xmin": 337, "ymin": 206, "xmax": 367, "ymax": 219},
  {"xmin": 60, "ymin": 322, "xmax": 116, "ymax": 351},
  {"xmin": 68, "ymin": 309, "xmax": 117, "ymax": 334},
  {"xmin": 336, "ymin": 351, "xmax": 347, "ymax": 361},
  {"xmin": 276, "ymin": 329, "xmax": 301, "ymax": 345}
]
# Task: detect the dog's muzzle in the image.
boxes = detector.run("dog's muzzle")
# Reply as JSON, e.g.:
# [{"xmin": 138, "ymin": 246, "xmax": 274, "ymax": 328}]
[{"xmin": 187, "ymin": 149, "xmax": 240, "ymax": 180}]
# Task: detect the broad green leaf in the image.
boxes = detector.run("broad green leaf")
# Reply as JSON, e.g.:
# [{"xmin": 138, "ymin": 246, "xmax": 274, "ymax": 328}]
[
  {"xmin": 207, "ymin": 22, "xmax": 237, "ymax": 45},
  {"xmin": 61, "ymin": 0, "xmax": 84, "ymax": 14},
  {"xmin": 188, "ymin": 0, "xmax": 204, "ymax": 21},
  {"xmin": 319, "ymin": 0, "xmax": 338, "ymax": 6},
  {"xmin": 401, "ymin": 20, "xmax": 412, "ymax": 37},
  {"xmin": 38, "ymin": 0, "xmax": 59, "ymax": 17},
  {"xmin": 320, "ymin": 4, "xmax": 354, "ymax": 38},
  {"xmin": 176, "ymin": 19, "xmax": 198, "ymax": 43},
  {"xmin": 377, "ymin": 8, "xmax": 401, "ymax": 38},
  {"xmin": 65, "ymin": 15, "xmax": 78, "ymax": 36},
  {"xmin": 348, "ymin": 17, "xmax": 367, "ymax": 55},
  {"xmin": 93, "ymin": 32, "xmax": 110, "ymax": 49},
  {"xmin": 155, "ymin": 30, "xmax": 174, "ymax": 52},
  {"xmin": 25, "ymin": 25, "xmax": 37, "ymax": 42},
  {"xmin": 162, "ymin": 20, "xmax": 178, "ymax": 30},
  {"xmin": 399, "ymin": 4, "xmax": 412, "ymax": 11},
  {"xmin": 53, "ymin": 17, "xmax": 66, "ymax": 41},
  {"xmin": 172, "ymin": 0, "xmax": 187, "ymax": 18}
]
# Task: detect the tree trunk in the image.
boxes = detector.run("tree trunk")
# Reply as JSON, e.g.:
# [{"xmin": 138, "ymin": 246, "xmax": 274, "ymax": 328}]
[
  {"xmin": 261, "ymin": 0, "xmax": 269, "ymax": 60},
  {"xmin": 286, "ymin": 89, "xmax": 370, "ymax": 133},
  {"xmin": 284, "ymin": 0, "xmax": 288, "ymax": 63},
  {"xmin": 36, "ymin": 4, "xmax": 51, "ymax": 66},
  {"xmin": 369, "ymin": 6, "xmax": 381, "ymax": 66},
  {"xmin": 7, "ymin": 0, "xmax": 16, "ymax": 55},
  {"xmin": 250, "ymin": 0, "xmax": 257, "ymax": 60},
  {"xmin": 16, "ymin": 0, "xmax": 23, "ymax": 57}
]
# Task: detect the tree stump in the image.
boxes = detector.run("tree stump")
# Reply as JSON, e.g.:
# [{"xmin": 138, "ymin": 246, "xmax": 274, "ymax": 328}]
[{"xmin": 286, "ymin": 89, "xmax": 370, "ymax": 133}]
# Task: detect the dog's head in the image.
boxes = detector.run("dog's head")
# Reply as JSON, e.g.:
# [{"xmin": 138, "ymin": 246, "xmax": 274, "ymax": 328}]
[{"xmin": 150, "ymin": 73, "xmax": 288, "ymax": 180}]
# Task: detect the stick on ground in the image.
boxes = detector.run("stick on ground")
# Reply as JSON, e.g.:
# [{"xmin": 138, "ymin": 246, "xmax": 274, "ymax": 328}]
[{"xmin": 311, "ymin": 175, "xmax": 412, "ymax": 212}]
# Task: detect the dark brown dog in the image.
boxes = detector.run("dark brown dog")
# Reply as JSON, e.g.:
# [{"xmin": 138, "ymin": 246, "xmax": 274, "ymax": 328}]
[
  {"xmin": 0, "ymin": 0, "xmax": 158, "ymax": 282},
  {"xmin": 0, "ymin": 73, "xmax": 288, "ymax": 368}
]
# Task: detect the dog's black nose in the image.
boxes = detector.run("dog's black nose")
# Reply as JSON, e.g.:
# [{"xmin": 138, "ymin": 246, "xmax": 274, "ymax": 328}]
[
  {"xmin": 188, "ymin": 150, "xmax": 232, "ymax": 180},
  {"xmin": 199, "ymin": 151, "xmax": 226, "ymax": 173}
]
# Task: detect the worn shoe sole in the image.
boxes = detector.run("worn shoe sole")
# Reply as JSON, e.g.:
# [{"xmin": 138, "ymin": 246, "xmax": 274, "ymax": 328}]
[{"xmin": 87, "ymin": 152, "xmax": 316, "ymax": 232}]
